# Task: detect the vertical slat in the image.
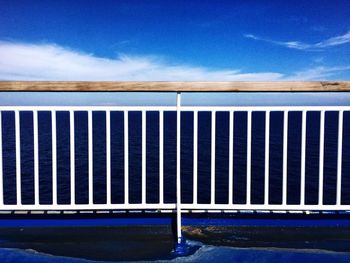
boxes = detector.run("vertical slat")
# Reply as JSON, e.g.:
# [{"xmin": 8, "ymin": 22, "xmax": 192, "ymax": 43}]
[
  {"xmin": 106, "ymin": 110, "xmax": 111, "ymax": 205},
  {"xmin": 318, "ymin": 110, "xmax": 325, "ymax": 205},
  {"xmin": 51, "ymin": 111, "xmax": 57, "ymax": 205},
  {"xmin": 264, "ymin": 111, "xmax": 270, "ymax": 205},
  {"xmin": 246, "ymin": 111, "xmax": 252, "ymax": 205},
  {"xmin": 33, "ymin": 110, "xmax": 39, "ymax": 205},
  {"xmin": 176, "ymin": 92, "xmax": 182, "ymax": 243},
  {"xmin": 69, "ymin": 111, "xmax": 75, "ymax": 205},
  {"xmin": 282, "ymin": 111, "xmax": 288, "ymax": 205},
  {"xmin": 228, "ymin": 111, "xmax": 234, "ymax": 205},
  {"xmin": 336, "ymin": 110, "xmax": 344, "ymax": 205},
  {"xmin": 88, "ymin": 110, "xmax": 93, "ymax": 204},
  {"xmin": 142, "ymin": 110, "xmax": 146, "ymax": 204},
  {"xmin": 193, "ymin": 111, "xmax": 198, "ymax": 204},
  {"xmin": 300, "ymin": 110, "xmax": 307, "ymax": 205},
  {"xmin": 210, "ymin": 111, "xmax": 216, "ymax": 204},
  {"xmin": 0, "ymin": 111, "xmax": 3, "ymax": 205},
  {"xmin": 124, "ymin": 111, "xmax": 129, "ymax": 204},
  {"xmin": 159, "ymin": 111, "xmax": 164, "ymax": 204},
  {"xmin": 15, "ymin": 110, "xmax": 21, "ymax": 205}
]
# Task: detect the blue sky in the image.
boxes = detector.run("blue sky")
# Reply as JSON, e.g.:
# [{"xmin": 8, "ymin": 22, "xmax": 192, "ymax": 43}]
[{"xmin": 0, "ymin": 0, "xmax": 350, "ymax": 80}]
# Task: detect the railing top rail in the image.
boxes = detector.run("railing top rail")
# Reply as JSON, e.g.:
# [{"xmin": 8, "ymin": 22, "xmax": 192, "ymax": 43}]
[{"xmin": 0, "ymin": 81, "xmax": 350, "ymax": 92}]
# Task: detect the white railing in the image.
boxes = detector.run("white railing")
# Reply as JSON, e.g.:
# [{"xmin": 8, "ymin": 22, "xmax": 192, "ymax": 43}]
[
  {"xmin": 0, "ymin": 94, "xmax": 349, "ymax": 242},
  {"xmin": 0, "ymin": 102, "xmax": 349, "ymax": 211}
]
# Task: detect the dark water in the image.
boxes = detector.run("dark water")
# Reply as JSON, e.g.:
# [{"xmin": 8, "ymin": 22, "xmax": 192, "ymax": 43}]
[{"xmin": 1, "ymin": 110, "xmax": 350, "ymax": 206}]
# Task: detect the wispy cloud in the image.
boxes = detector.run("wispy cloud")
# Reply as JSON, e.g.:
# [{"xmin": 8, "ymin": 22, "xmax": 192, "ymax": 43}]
[
  {"xmin": 0, "ymin": 41, "xmax": 282, "ymax": 81},
  {"xmin": 312, "ymin": 57, "xmax": 324, "ymax": 64},
  {"xmin": 244, "ymin": 30, "xmax": 350, "ymax": 50},
  {"xmin": 0, "ymin": 41, "xmax": 348, "ymax": 81},
  {"xmin": 285, "ymin": 66, "xmax": 350, "ymax": 80}
]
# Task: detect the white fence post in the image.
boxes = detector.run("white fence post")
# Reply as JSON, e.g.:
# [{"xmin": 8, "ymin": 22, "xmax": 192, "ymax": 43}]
[{"xmin": 176, "ymin": 92, "xmax": 182, "ymax": 244}]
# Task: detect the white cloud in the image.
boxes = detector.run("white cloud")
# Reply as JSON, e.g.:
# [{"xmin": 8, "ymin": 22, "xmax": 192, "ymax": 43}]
[
  {"xmin": 317, "ymin": 31, "xmax": 350, "ymax": 47},
  {"xmin": 244, "ymin": 30, "xmax": 350, "ymax": 50},
  {"xmin": 0, "ymin": 41, "xmax": 283, "ymax": 81},
  {"xmin": 0, "ymin": 41, "xmax": 349, "ymax": 82},
  {"xmin": 285, "ymin": 66, "xmax": 350, "ymax": 80}
]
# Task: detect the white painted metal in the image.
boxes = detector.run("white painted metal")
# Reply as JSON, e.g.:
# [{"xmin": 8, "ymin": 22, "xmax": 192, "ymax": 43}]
[
  {"xmin": 282, "ymin": 111, "xmax": 288, "ymax": 205},
  {"xmin": 88, "ymin": 110, "xmax": 93, "ymax": 204},
  {"xmin": 0, "ymin": 106, "xmax": 176, "ymax": 111},
  {"xmin": 124, "ymin": 111, "xmax": 129, "ymax": 204},
  {"xmin": 0, "ymin": 105, "xmax": 348, "ymax": 214},
  {"xmin": 0, "ymin": 112, "xmax": 3, "ymax": 205},
  {"xmin": 70, "ymin": 111, "xmax": 75, "ymax": 204},
  {"xmin": 228, "ymin": 111, "xmax": 233, "ymax": 205},
  {"xmin": 300, "ymin": 111, "xmax": 307, "ymax": 205},
  {"xmin": 0, "ymin": 204, "xmax": 176, "ymax": 210},
  {"xmin": 51, "ymin": 111, "xmax": 57, "ymax": 205},
  {"xmin": 318, "ymin": 110, "xmax": 325, "ymax": 205},
  {"xmin": 264, "ymin": 111, "xmax": 270, "ymax": 205},
  {"xmin": 0, "ymin": 203, "xmax": 348, "ymax": 211},
  {"xmin": 193, "ymin": 111, "xmax": 198, "ymax": 204},
  {"xmin": 142, "ymin": 110, "xmax": 146, "ymax": 204},
  {"xmin": 181, "ymin": 106, "xmax": 350, "ymax": 112},
  {"xmin": 211, "ymin": 111, "xmax": 216, "ymax": 204},
  {"xmin": 180, "ymin": 204, "xmax": 350, "ymax": 210},
  {"xmin": 1, "ymin": 105, "xmax": 350, "ymax": 111},
  {"xmin": 246, "ymin": 111, "xmax": 252, "ymax": 205},
  {"xmin": 336, "ymin": 110, "xmax": 344, "ymax": 205},
  {"xmin": 106, "ymin": 110, "xmax": 111, "ymax": 205},
  {"xmin": 33, "ymin": 111, "xmax": 39, "ymax": 205},
  {"xmin": 159, "ymin": 111, "xmax": 164, "ymax": 204},
  {"xmin": 176, "ymin": 92, "xmax": 182, "ymax": 243},
  {"xmin": 15, "ymin": 110, "xmax": 21, "ymax": 205}
]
